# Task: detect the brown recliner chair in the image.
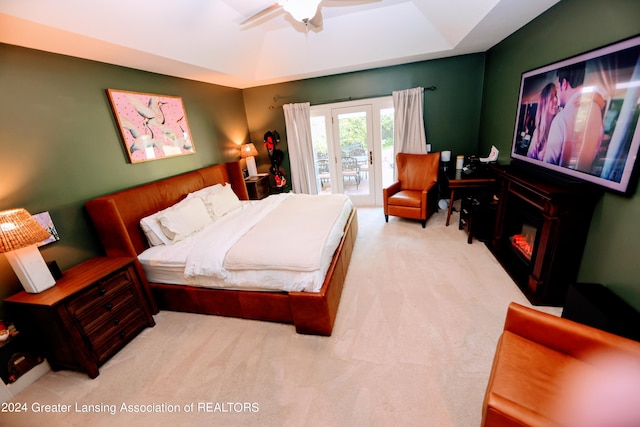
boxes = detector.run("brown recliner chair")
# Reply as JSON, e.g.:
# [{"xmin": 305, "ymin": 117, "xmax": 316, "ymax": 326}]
[{"xmin": 383, "ymin": 152, "xmax": 440, "ymax": 228}]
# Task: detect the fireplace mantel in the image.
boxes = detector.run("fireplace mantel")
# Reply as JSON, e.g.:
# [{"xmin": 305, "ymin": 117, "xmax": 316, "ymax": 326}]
[{"xmin": 489, "ymin": 164, "xmax": 603, "ymax": 306}]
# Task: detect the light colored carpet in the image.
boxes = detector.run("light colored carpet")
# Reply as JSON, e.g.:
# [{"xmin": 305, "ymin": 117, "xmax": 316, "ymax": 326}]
[{"xmin": 1, "ymin": 207, "xmax": 560, "ymax": 427}]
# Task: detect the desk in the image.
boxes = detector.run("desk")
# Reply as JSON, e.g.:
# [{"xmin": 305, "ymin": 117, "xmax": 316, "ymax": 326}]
[{"xmin": 445, "ymin": 168, "xmax": 496, "ymax": 226}]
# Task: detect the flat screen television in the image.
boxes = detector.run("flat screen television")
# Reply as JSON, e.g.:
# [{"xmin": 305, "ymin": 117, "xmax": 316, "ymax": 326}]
[{"xmin": 511, "ymin": 34, "xmax": 640, "ymax": 194}]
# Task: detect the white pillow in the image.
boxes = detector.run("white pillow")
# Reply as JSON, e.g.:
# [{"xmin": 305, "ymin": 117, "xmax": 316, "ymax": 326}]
[
  {"xmin": 187, "ymin": 183, "xmax": 226, "ymax": 218},
  {"xmin": 188, "ymin": 183, "xmax": 225, "ymax": 201},
  {"xmin": 158, "ymin": 197, "xmax": 211, "ymax": 242},
  {"xmin": 206, "ymin": 184, "xmax": 242, "ymax": 217},
  {"xmin": 140, "ymin": 212, "xmax": 173, "ymax": 246},
  {"xmin": 140, "ymin": 196, "xmax": 210, "ymax": 246}
]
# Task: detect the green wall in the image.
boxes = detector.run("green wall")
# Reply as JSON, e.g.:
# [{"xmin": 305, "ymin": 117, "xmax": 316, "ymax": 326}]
[
  {"xmin": 0, "ymin": 44, "xmax": 249, "ymax": 307},
  {"xmin": 479, "ymin": 0, "xmax": 640, "ymax": 309},
  {"xmin": 242, "ymin": 53, "xmax": 486, "ymax": 184}
]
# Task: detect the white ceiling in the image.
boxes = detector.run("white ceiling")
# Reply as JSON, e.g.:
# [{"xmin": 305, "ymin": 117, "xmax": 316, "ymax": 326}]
[{"xmin": 0, "ymin": 0, "xmax": 559, "ymax": 89}]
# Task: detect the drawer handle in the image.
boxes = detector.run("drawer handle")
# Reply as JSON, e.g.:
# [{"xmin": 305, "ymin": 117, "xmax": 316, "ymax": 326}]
[
  {"xmin": 99, "ymin": 288, "xmax": 107, "ymax": 295},
  {"xmin": 119, "ymin": 331, "xmax": 126, "ymax": 338},
  {"xmin": 113, "ymin": 318, "xmax": 120, "ymax": 325},
  {"xmin": 106, "ymin": 303, "xmax": 113, "ymax": 310}
]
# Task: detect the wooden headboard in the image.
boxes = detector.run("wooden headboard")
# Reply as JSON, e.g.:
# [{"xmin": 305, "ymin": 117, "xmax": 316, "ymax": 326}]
[{"xmin": 85, "ymin": 161, "xmax": 248, "ymax": 257}]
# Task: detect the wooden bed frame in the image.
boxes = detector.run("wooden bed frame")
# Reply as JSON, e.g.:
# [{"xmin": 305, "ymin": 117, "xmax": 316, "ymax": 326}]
[{"xmin": 85, "ymin": 162, "xmax": 358, "ymax": 336}]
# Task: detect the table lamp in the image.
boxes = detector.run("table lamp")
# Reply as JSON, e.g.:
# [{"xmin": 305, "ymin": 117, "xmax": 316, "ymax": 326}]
[
  {"xmin": 0, "ymin": 208, "xmax": 55, "ymax": 293},
  {"xmin": 440, "ymin": 150, "xmax": 452, "ymax": 171},
  {"xmin": 241, "ymin": 143, "xmax": 259, "ymax": 177}
]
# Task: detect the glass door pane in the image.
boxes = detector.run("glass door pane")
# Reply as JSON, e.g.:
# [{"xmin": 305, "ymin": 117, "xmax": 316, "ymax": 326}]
[
  {"xmin": 380, "ymin": 107, "xmax": 395, "ymax": 190},
  {"xmin": 311, "ymin": 115, "xmax": 333, "ymax": 194},
  {"xmin": 311, "ymin": 97, "xmax": 391, "ymax": 206},
  {"xmin": 332, "ymin": 106, "xmax": 375, "ymax": 205}
]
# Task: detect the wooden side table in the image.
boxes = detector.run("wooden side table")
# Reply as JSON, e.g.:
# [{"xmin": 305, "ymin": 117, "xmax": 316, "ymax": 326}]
[
  {"xmin": 444, "ymin": 168, "xmax": 497, "ymax": 226},
  {"xmin": 459, "ymin": 193, "xmax": 497, "ymax": 244},
  {"xmin": 245, "ymin": 175, "xmax": 270, "ymax": 200},
  {"xmin": 4, "ymin": 257, "xmax": 155, "ymax": 378}
]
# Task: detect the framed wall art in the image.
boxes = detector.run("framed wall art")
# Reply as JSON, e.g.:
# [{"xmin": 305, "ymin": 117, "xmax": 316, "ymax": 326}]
[
  {"xmin": 106, "ymin": 89, "xmax": 196, "ymax": 163},
  {"xmin": 511, "ymin": 34, "xmax": 640, "ymax": 194},
  {"xmin": 33, "ymin": 211, "xmax": 59, "ymax": 246}
]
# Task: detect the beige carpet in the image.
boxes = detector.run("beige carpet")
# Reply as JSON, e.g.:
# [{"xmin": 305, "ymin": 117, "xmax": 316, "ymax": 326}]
[{"xmin": 2, "ymin": 207, "xmax": 561, "ymax": 427}]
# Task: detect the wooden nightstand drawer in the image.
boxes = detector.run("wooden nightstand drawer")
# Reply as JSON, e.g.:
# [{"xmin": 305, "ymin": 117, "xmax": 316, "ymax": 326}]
[
  {"xmin": 86, "ymin": 304, "xmax": 148, "ymax": 363},
  {"xmin": 75, "ymin": 287, "xmax": 138, "ymax": 332},
  {"xmin": 67, "ymin": 269, "xmax": 134, "ymax": 317},
  {"xmin": 4, "ymin": 257, "xmax": 155, "ymax": 379}
]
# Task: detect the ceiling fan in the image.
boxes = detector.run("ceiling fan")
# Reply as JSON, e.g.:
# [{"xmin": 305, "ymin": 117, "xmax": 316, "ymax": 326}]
[{"xmin": 241, "ymin": 0, "xmax": 378, "ymax": 30}]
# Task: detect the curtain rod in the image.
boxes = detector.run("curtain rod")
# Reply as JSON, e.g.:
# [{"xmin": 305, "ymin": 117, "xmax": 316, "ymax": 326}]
[
  {"xmin": 310, "ymin": 86, "xmax": 437, "ymax": 106},
  {"xmin": 268, "ymin": 86, "xmax": 436, "ymax": 110}
]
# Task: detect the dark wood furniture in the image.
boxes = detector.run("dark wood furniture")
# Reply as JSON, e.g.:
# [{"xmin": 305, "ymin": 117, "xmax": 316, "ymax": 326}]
[
  {"xmin": 0, "ymin": 327, "xmax": 44, "ymax": 384},
  {"xmin": 460, "ymin": 193, "xmax": 497, "ymax": 244},
  {"xmin": 4, "ymin": 257, "xmax": 155, "ymax": 378},
  {"xmin": 245, "ymin": 175, "xmax": 270, "ymax": 200},
  {"xmin": 444, "ymin": 168, "xmax": 496, "ymax": 226},
  {"xmin": 489, "ymin": 165, "xmax": 602, "ymax": 305},
  {"xmin": 85, "ymin": 162, "xmax": 358, "ymax": 336},
  {"xmin": 562, "ymin": 283, "xmax": 640, "ymax": 342}
]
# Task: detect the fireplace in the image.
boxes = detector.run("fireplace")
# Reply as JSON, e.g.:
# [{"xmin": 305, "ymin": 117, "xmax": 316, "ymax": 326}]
[
  {"xmin": 509, "ymin": 223, "xmax": 537, "ymax": 261},
  {"xmin": 490, "ymin": 165, "xmax": 602, "ymax": 306}
]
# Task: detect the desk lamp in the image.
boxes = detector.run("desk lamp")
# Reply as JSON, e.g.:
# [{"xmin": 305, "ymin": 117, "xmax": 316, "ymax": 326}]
[
  {"xmin": 440, "ymin": 150, "xmax": 452, "ymax": 171},
  {"xmin": 0, "ymin": 208, "xmax": 55, "ymax": 293},
  {"xmin": 241, "ymin": 143, "xmax": 259, "ymax": 177}
]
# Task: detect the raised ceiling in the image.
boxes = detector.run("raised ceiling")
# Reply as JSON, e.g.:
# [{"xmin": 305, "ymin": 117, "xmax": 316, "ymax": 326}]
[{"xmin": 0, "ymin": 0, "xmax": 559, "ymax": 89}]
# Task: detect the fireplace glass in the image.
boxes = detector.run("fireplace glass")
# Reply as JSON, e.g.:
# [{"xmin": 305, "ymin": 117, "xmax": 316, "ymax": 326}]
[{"xmin": 509, "ymin": 223, "xmax": 537, "ymax": 261}]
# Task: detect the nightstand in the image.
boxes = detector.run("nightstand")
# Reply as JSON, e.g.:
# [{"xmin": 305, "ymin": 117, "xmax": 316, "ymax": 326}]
[
  {"xmin": 4, "ymin": 257, "xmax": 155, "ymax": 378},
  {"xmin": 245, "ymin": 175, "xmax": 270, "ymax": 200}
]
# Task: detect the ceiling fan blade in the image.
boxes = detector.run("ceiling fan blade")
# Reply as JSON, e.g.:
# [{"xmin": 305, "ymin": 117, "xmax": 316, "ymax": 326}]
[
  {"xmin": 323, "ymin": 0, "xmax": 381, "ymax": 5},
  {"xmin": 307, "ymin": 10, "xmax": 323, "ymax": 29},
  {"xmin": 241, "ymin": 2, "xmax": 282, "ymax": 25}
]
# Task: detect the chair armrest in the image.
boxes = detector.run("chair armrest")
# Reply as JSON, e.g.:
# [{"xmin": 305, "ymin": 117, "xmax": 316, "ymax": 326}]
[
  {"xmin": 384, "ymin": 181, "xmax": 401, "ymax": 197},
  {"xmin": 504, "ymin": 303, "xmax": 640, "ymax": 361},
  {"xmin": 422, "ymin": 180, "xmax": 437, "ymax": 194}
]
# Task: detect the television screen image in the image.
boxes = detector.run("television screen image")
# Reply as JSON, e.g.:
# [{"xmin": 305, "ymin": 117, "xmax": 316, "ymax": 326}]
[{"xmin": 512, "ymin": 35, "xmax": 640, "ymax": 193}]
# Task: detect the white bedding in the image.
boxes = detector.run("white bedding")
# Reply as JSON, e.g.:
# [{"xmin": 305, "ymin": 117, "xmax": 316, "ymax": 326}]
[{"xmin": 138, "ymin": 193, "xmax": 353, "ymax": 293}]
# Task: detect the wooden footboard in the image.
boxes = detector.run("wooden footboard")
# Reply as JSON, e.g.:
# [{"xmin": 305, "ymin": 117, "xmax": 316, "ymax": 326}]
[
  {"xmin": 289, "ymin": 207, "xmax": 358, "ymax": 335},
  {"xmin": 150, "ymin": 208, "xmax": 358, "ymax": 336}
]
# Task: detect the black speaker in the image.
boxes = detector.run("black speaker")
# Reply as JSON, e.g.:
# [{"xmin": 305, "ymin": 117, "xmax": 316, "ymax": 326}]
[{"xmin": 47, "ymin": 260, "xmax": 63, "ymax": 280}]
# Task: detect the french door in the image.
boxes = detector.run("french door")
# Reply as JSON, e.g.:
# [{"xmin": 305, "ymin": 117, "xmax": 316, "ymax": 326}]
[{"xmin": 310, "ymin": 97, "xmax": 394, "ymax": 206}]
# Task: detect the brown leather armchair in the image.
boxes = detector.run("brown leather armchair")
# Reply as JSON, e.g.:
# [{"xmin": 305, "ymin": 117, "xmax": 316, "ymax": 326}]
[
  {"xmin": 383, "ymin": 152, "xmax": 440, "ymax": 228},
  {"xmin": 482, "ymin": 302, "xmax": 640, "ymax": 426}
]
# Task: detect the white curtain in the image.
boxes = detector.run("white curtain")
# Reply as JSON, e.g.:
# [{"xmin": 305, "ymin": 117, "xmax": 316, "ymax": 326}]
[
  {"xmin": 283, "ymin": 102, "xmax": 318, "ymax": 194},
  {"xmin": 392, "ymin": 87, "xmax": 427, "ymax": 155}
]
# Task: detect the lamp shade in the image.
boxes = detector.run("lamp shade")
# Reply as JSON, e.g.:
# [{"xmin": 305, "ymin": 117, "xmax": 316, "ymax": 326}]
[
  {"xmin": 240, "ymin": 143, "xmax": 259, "ymax": 158},
  {"xmin": 0, "ymin": 208, "xmax": 52, "ymax": 253},
  {"xmin": 279, "ymin": 0, "xmax": 321, "ymax": 22}
]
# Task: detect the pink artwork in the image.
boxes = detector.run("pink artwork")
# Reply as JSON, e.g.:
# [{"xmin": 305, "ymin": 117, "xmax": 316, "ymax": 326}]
[
  {"xmin": 106, "ymin": 89, "xmax": 196, "ymax": 163},
  {"xmin": 33, "ymin": 211, "xmax": 59, "ymax": 246}
]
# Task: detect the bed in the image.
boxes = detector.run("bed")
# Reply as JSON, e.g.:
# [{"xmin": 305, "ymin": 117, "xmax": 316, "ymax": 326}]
[{"xmin": 85, "ymin": 161, "xmax": 358, "ymax": 336}]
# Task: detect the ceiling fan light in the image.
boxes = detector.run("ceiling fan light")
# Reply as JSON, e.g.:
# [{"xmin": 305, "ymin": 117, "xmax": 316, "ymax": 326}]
[{"xmin": 278, "ymin": 0, "xmax": 321, "ymax": 22}]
